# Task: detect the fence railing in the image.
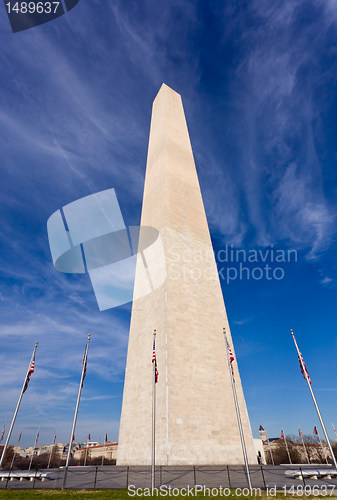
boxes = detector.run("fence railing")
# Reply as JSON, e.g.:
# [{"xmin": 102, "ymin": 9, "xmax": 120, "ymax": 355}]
[{"xmin": 0, "ymin": 464, "xmax": 337, "ymax": 491}]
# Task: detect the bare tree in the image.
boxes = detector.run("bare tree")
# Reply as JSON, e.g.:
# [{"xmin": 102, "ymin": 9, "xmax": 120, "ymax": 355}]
[
  {"xmin": 14, "ymin": 456, "xmax": 30, "ymax": 470},
  {"xmin": 1, "ymin": 446, "xmax": 14, "ymax": 470},
  {"xmin": 288, "ymin": 434, "xmax": 327, "ymax": 464},
  {"xmin": 303, "ymin": 435, "xmax": 326, "ymax": 464},
  {"xmin": 78, "ymin": 448, "xmax": 91, "ymax": 466},
  {"xmin": 31, "ymin": 452, "xmax": 49, "ymax": 469},
  {"xmin": 332, "ymin": 442, "xmax": 337, "ymax": 461},
  {"xmin": 275, "ymin": 441, "xmax": 301, "ymax": 464},
  {"xmin": 88, "ymin": 456, "xmax": 116, "ymax": 466},
  {"xmin": 49, "ymin": 444, "xmax": 61, "ymax": 469}
]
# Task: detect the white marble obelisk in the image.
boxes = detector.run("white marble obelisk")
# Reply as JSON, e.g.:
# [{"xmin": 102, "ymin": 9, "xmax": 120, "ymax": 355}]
[{"xmin": 117, "ymin": 84, "xmax": 256, "ymax": 465}]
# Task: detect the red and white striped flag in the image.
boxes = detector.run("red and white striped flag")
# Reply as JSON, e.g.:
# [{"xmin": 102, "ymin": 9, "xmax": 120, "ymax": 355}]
[
  {"xmin": 52, "ymin": 430, "xmax": 57, "ymax": 445},
  {"xmin": 299, "ymin": 429, "xmax": 303, "ymax": 438},
  {"xmin": 87, "ymin": 432, "xmax": 91, "ymax": 441},
  {"xmin": 81, "ymin": 351, "xmax": 88, "ymax": 388},
  {"xmin": 313, "ymin": 426, "xmax": 318, "ymax": 436},
  {"xmin": 152, "ymin": 338, "xmax": 158, "ymax": 383},
  {"xmin": 298, "ymin": 351, "xmax": 311, "ymax": 385},
  {"xmin": 104, "ymin": 433, "xmax": 108, "ymax": 444},
  {"xmin": 280, "ymin": 430, "xmax": 284, "ymax": 440},
  {"xmin": 1, "ymin": 423, "xmax": 6, "ymax": 442},
  {"xmin": 226, "ymin": 340, "xmax": 235, "ymax": 382},
  {"xmin": 23, "ymin": 352, "xmax": 36, "ymax": 394},
  {"xmin": 34, "ymin": 430, "xmax": 40, "ymax": 446}
]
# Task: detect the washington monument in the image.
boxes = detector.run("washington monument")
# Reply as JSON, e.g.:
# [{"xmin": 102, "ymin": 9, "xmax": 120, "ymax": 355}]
[{"xmin": 117, "ymin": 84, "xmax": 256, "ymax": 465}]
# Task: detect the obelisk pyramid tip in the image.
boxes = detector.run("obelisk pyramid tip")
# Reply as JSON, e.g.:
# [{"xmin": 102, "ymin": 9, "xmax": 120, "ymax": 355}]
[{"xmin": 155, "ymin": 83, "xmax": 181, "ymax": 100}]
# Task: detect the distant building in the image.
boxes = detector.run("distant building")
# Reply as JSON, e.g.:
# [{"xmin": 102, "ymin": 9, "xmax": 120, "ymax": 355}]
[
  {"xmin": 84, "ymin": 441, "xmax": 100, "ymax": 448},
  {"xmin": 73, "ymin": 442, "xmax": 118, "ymax": 461},
  {"xmin": 259, "ymin": 425, "xmax": 266, "ymax": 441},
  {"xmin": 13, "ymin": 442, "xmax": 85, "ymax": 459},
  {"xmin": 258, "ymin": 425, "xmax": 280, "ymax": 444},
  {"xmin": 58, "ymin": 442, "xmax": 85, "ymax": 458},
  {"xmin": 13, "ymin": 446, "xmax": 30, "ymax": 458}
]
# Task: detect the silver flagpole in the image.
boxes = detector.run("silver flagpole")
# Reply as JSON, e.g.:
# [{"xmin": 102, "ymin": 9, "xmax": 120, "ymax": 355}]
[
  {"xmin": 84, "ymin": 430, "xmax": 90, "ymax": 466},
  {"xmin": 282, "ymin": 427, "xmax": 292, "ymax": 464},
  {"xmin": 223, "ymin": 328, "xmax": 252, "ymax": 489},
  {"xmin": 62, "ymin": 334, "xmax": 91, "ymax": 489},
  {"xmin": 314, "ymin": 423, "xmax": 328, "ymax": 465},
  {"xmin": 0, "ymin": 341, "xmax": 38, "ymax": 469},
  {"xmin": 9, "ymin": 423, "xmax": 24, "ymax": 471},
  {"xmin": 298, "ymin": 425, "xmax": 310, "ymax": 464},
  {"xmin": 47, "ymin": 427, "xmax": 57, "ymax": 469},
  {"xmin": 151, "ymin": 330, "xmax": 156, "ymax": 491},
  {"xmin": 102, "ymin": 431, "xmax": 106, "ymax": 466},
  {"xmin": 265, "ymin": 427, "xmax": 274, "ymax": 465},
  {"xmin": 29, "ymin": 425, "xmax": 40, "ymax": 470},
  {"xmin": 291, "ymin": 330, "xmax": 337, "ymax": 469}
]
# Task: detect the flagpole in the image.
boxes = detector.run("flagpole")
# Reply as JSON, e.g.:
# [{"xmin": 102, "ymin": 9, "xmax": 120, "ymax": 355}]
[
  {"xmin": 84, "ymin": 430, "xmax": 90, "ymax": 466},
  {"xmin": 291, "ymin": 330, "xmax": 337, "ymax": 469},
  {"xmin": 298, "ymin": 425, "xmax": 310, "ymax": 464},
  {"xmin": 0, "ymin": 341, "xmax": 38, "ymax": 469},
  {"xmin": 314, "ymin": 424, "xmax": 328, "ymax": 465},
  {"xmin": 265, "ymin": 427, "xmax": 274, "ymax": 465},
  {"xmin": 223, "ymin": 328, "xmax": 252, "ymax": 489},
  {"xmin": 151, "ymin": 329, "xmax": 156, "ymax": 491},
  {"xmin": 47, "ymin": 427, "xmax": 57, "ymax": 470},
  {"xmin": 282, "ymin": 427, "xmax": 292, "ymax": 464},
  {"xmin": 102, "ymin": 431, "xmax": 106, "ymax": 466},
  {"xmin": 9, "ymin": 423, "xmax": 24, "ymax": 471},
  {"xmin": 29, "ymin": 425, "xmax": 40, "ymax": 470},
  {"xmin": 62, "ymin": 334, "xmax": 91, "ymax": 489}
]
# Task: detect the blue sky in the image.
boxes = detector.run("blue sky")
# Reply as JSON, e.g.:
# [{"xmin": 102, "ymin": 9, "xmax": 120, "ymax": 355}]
[{"xmin": 0, "ymin": 0, "xmax": 337, "ymax": 448}]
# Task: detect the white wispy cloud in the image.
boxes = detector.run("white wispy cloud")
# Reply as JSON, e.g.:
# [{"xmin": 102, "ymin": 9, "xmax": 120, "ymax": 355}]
[
  {"xmin": 194, "ymin": 0, "xmax": 336, "ymax": 256},
  {"xmin": 232, "ymin": 317, "xmax": 255, "ymax": 326},
  {"xmin": 273, "ymin": 162, "xmax": 335, "ymax": 258}
]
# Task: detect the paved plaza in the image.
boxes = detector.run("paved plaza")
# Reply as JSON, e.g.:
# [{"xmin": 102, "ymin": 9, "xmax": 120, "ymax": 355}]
[{"xmin": 0, "ymin": 465, "xmax": 337, "ymax": 491}]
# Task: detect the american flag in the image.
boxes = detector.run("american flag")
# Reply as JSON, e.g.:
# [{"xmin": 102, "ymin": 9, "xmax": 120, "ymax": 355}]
[
  {"xmin": 34, "ymin": 430, "xmax": 40, "ymax": 445},
  {"xmin": 299, "ymin": 429, "xmax": 303, "ymax": 438},
  {"xmin": 280, "ymin": 430, "xmax": 284, "ymax": 440},
  {"xmin": 1, "ymin": 422, "xmax": 6, "ymax": 442},
  {"xmin": 226, "ymin": 340, "xmax": 235, "ymax": 382},
  {"xmin": 23, "ymin": 352, "xmax": 36, "ymax": 394},
  {"xmin": 313, "ymin": 426, "xmax": 318, "ymax": 435},
  {"xmin": 152, "ymin": 338, "xmax": 158, "ymax": 383},
  {"xmin": 52, "ymin": 430, "xmax": 57, "ymax": 445},
  {"xmin": 87, "ymin": 432, "xmax": 91, "ymax": 441},
  {"xmin": 298, "ymin": 351, "xmax": 311, "ymax": 385},
  {"xmin": 72, "ymin": 433, "xmax": 75, "ymax": 442},
  {"xmin": 104, "ymin": 433, "xmax": 108, "ymax": 444},
  {"xmin": 228, "ymin": 345, "xmax": 234, "ymax": 363},
  {"xmin": 81, "ymin": 351, "xmax": 88, "ymax": 388}
]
